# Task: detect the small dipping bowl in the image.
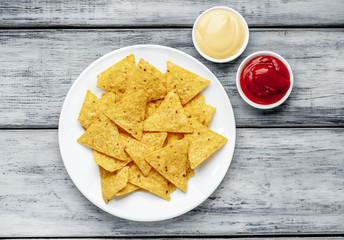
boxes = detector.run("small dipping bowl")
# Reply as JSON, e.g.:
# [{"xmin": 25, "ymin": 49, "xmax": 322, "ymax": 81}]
[
  {"xmin": 192, "ymin": 6, "xmax": 249, "ymax": 63},
  {"xmin": 236, "ymin": 51, "xmax": 294, "ymax": 109}
]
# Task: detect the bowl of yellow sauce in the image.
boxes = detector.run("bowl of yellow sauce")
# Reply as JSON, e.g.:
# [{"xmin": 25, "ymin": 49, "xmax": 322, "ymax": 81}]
[{"xmin": 192, "ymin": 6, "xmax": 249, "ymax": 63}]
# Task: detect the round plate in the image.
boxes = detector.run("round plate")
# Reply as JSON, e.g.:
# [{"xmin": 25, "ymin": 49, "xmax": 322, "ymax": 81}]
[{"xmin": 59, "ymin": 44, "xmax": 236, "ymax": 222}]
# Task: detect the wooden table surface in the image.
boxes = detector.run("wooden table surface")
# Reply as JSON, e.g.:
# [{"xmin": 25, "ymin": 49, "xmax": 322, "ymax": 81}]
[{"xmin": 1, "ymin": 0, "xmax": 344, "ymax": 239}]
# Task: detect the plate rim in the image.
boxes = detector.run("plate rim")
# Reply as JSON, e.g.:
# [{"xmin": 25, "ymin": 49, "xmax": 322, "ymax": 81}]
[{"xmin": 58, "ymin": 44, "xmax": 236, "ymax": 222}]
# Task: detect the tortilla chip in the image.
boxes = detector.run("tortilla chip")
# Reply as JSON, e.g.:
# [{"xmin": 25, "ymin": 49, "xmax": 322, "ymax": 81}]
[
  {"xmin": 126, "ymin": 58, "xmax": 166, "ymax": 101},
  {"xmin": 145, "ymin": 101, "xmax": 157, "ymax": 119},
  {"xmin": 141, "ymin": 132, "xmax": 167, "ymax": 147},
  {"xmin": 115, "ymin": 183, "xmax": 140, "ymax": 196},
  {"xmin": 154, "ymin": 99, "xmax": 163, "ymax": 108},
  {"xmin": 99, "ymin": 166, "xmax": 129, "ymax": 203},
  {"xmin": 145, "ymin": 139, "xmax": 189, "ymax": 192},
  {"xmin": 105, "ymin": 90, "xmax": 147, "ymax": 140},
  {"xmin": 97, "ymin": 54, "xmax": 136, "ymax": 95},
  {"xmin": 124, "ymin": 133, "xmax": 166, "ymax": 176},
  {"xmin": 166, "ymin": 61, "xmax": 210, "ymax": 104},
  {"xmin": 186, "ymin": 94, "xmax": 205, "ymax": 105},
  {"xmin": 78, "ymin": 91, "xmax": 119, "ymax": 130},
  {"xmin": 168, "ymin": 182, "xmax": 178, "ymax": 193},
  {"xmin": 185, "ymin": 153, "xmax": 195, "ymax": 181},
  {"xmin": 160, "ymin": 72, "xmax": 167, "ymax": 88},
  {"xmin": 119, "ymin": 131, "xmax": 133, "ymax": 145},
  {"xmin": 144, "ymin": 100, "xmax": 165, "ymax": 120},
  {"xmin": 166, "ymin": 133, "xmax": 184, "ymax": 145},
  {"xmin": 164, "ymin": 139, "xmax": 194, "ymax": 194},
  {"xmin": 78, "ymin": 90, "xmax": 100, "ymax": 129},
  {"xmin": 77, "ymin": 114, "xmax": 127, "ymax": 160},
  {"xmin": 129, "ymin": 164, "xmax": 170, "ymax": 200},
  {"xmin": 184, "ymin": 120, "xmax": 227, "ymax": 169},
  {"xmin": 186, "ymin": 167, "xmax": 195, "ymax": 179},
  {"xmin": 99, "ymin": 92, "xmax": 117, "ymax": 110},
  {"xmin": 202, "ymin": 104, "xmax": 216, "ymax": 127},
  {"xmin": 143, "ymin": 90, "xmax": 193, "ymax": 133},
  {"xmin": 168, "ymin": 168, "xmax": 194, "ymax": 194},
  {"xmin": 183, "ymin": 94, "xmax": 207, "ymax": 123},
  {"xmin": 94, "ymin": 150, "xmax": 131, "ymax": 172},
  {"xmin": 121, "ymin": 132, "xmax": 167, "ymax": 148}
]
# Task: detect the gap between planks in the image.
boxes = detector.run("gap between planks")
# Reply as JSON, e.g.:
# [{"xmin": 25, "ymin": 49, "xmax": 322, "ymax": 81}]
[
  {"xmin": 0, "ymin": 27, "xmax": 343, "ymax": 31},
  {"xmin": 2, "ymin": 233, "xmax": 344, "ymax": 239},
  {"xmin": 0, "ymin": 25, "xmax": 343, "ymax": 30},
  {"xmin": 0, "ymin": 126, "xmax": 344, "ymax": 131}
]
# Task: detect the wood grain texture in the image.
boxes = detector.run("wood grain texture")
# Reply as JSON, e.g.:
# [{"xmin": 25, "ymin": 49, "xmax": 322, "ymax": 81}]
[
  {"xmin": 0, "ymin": 29, "xmax": 343, "ymax": 128},
  {"xmin": 4, "ymin": 236, "xmax": 344, "ymax": 240},
  {"xmin": 0, "ymin": 0, "xmax": 343, "ymax": 27},
  {"xmin": 1, "ymin": 129, "xmax": 343, "ymax": 237}
]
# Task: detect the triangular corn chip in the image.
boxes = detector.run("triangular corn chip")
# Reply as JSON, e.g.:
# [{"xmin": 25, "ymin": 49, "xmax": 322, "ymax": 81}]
[
  {"xmin": 97, "ymin": 54, "xmax": 136, "ymax": 95},
  {"xmin": 184, "ymin": 143, "xmax": 195, "ymax": 181},
  {"xmin": 99, "ymin": 166, "xmax": 129, "ymax": 203},
  {"xmin": 145, "ymin": 99, "xmax": 165, "ymax": 120},
  {"xmin": 183, "ymin": 94, "xmax": 207, "ymax": 123},
  {"xmin": 185, "ymin": 153, "xmax": 195, "ymax": 181},
  {"xmin": 129, "ymin": 164, "xmax": 170, "ymax": 201},
  {"xmin": 105, "ymin": 90, "xmax": 147, "ymax": 140},
  {"xmin": 184, "ymin": 120, "xmax": 227, "ymax": 169},
  {"xmin": 166, "ymin": 147, "xmax": 194, "ymax": 194},
  {"xmin": 145, "ymin": 101, "xmax": 157, "ymax": 119},
  {"xmin": 120, "ymin": 132, "xmax": 167, "ymax": 147},
  {"xmin": 78, "ymin": 91, "xmax": 117, "ymax": 130},
  {"xmin": 78, "ymin": 90, "xmax": 100, "ymax": 129},
  {"xmin": 145, "ymin": 139, "xmax": 189, "ymax": 192},
  {"xmin": 77, "ymin": 114, "xmax": 127, "ymax": 160},
  {"xmin": 166, "ymin": 61, "xmax": 210, "ymax": 104},
  {"xmin": 126, "ymin": 58, "xmax": 166, "ymax": 101},
  {"xmin": 115, "ymin": 183, "xmax": 140, "ymax": 196},
  {"xmin": 143, "ymin": 90, "xmax": 193, "ymax": 133},
  {"xmin": 166, "ymin": 133, "xmax": 184, "ymax": 145},
  {"xmin": 94, "ymin": 150, "xmax": 131, "ymax": 172},
  {"xmin": 119, "ymin": 131, "xmax": 133, "ymax": 145},
  {"xmin": 160, "ymin": 72, "xmax": 167, "ymax": 88},
  {"xmin": 124, "ymin": 133, "xmax": 166, "ymax": 176},
  {"xmin": 168, "ymin": 182, "xmax": 178, "ymax": 193},
  {"xmin": 168, "ymin": 166, "xmax": 194, "ymax": 194},
  {"xmin": 154, "ymin": 99, "xmax": 163, "ymax": 108},
  {"xmin": 168, "ymin": 165, "xmax": 194, "ymax": 194},
  {"xmin": 141, "ymin": 132, "xmax": 167, "ymax": 147},
  {"xmin": 186, "ymin": 94, "xmax": 205, "ymax": 105},
  {"xmin": 99, "ymin": 92, "xmax": 116, "ymax": 111},
  {"xmin": 186, "ymin": 167, "xmax": 195, "ymax": 180},
  {"xmin": 202, "ymin": 104, "xmax": 216, "ymax": 127}
]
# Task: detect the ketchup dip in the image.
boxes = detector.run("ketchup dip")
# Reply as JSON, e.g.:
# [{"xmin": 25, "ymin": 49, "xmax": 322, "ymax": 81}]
[{"xmin": 239, "ymin": 55, "xmax": 291, "ymax": 105}]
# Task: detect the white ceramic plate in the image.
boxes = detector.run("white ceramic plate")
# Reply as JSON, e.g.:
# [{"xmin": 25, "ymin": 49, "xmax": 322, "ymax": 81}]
[{"xmin": 59, "ymin": 44, "xmax": 236, "ymax": 222}]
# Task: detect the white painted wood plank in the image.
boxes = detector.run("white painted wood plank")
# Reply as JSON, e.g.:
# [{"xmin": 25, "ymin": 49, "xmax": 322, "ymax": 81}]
[
  {"xmin": 0, "ymin": 129, "xmax": 343, "ymax": 237},
  {"xmin": 0, "ymin": 29, "xmax": 343, "ymax": 128},
  {"xmin": 0, "ymin": 0, "xmax": 343, "ymax": 27},
  {"xmin": 4, "ymin": 238, "xmax": 344, "ymax": 240}
]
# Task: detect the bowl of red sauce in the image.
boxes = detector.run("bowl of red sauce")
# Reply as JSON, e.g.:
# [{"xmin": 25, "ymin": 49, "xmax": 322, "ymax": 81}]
[{"xmin": 236, "ymin": 51, "xmax": 293, "ymax": 109}]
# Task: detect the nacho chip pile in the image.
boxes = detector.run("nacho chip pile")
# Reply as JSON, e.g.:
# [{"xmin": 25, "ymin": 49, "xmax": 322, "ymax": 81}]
[{"xmin": 77, "ymin": 54, "xmax": 227, "ymax": 203}]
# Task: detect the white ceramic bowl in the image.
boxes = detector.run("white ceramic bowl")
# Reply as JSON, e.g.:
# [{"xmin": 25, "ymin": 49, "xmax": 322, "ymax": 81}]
[
  {"xmin": 192, "ymin": 6, "xmax": 249, "ymax": 63},
  {"xmin": 236, "ymin": 51, "xmax": 294, "ymax": 109}
]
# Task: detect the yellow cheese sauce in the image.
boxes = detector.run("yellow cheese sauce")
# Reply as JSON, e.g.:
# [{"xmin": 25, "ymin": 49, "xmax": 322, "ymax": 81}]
[{"xmin": 195, "ymin": 9, "xmax": 246, "ymax": 60}]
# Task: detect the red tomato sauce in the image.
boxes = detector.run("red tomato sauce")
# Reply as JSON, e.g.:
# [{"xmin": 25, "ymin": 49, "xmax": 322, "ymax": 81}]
[{"xmin": 240, "ymin": 55, "xmax": 291, "ymax": 105}]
